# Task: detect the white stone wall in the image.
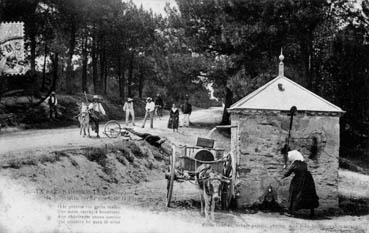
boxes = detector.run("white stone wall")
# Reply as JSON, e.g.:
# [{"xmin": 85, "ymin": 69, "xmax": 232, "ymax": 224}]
[{"xmin": 231, "ymin": 111, "xmax": 340, "ymax": 210}]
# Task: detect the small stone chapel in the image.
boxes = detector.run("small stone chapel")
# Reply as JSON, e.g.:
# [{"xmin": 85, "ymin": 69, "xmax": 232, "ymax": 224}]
[{"xmin": 228, "ymin": 52, "xmax": 344, "ymax": 210}]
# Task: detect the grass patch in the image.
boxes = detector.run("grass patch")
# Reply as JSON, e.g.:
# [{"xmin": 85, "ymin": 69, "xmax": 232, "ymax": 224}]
[
  {"xmin": 128, "ymin": 143, "xmax": 144, "ymax": 158},
  {"xmin": 339, "ymin": 196, "xmax": 369, "ymax": 216},
  {"xmin": 144, "ymin": 160, "xmax": 154, "ymax": 170},
  {"xmin": 6, "ymin": 157, "xmax": 37, "ymax": 169},
  {"xmin": 68, "ymin": 156, "xmax": 80, "ymax": 168},
  {"xmin": 339, "ymin": 157, "xmax": 368, "ymax": 175},
  {"xmin": 116, "ymin": 151, "xmax": 128, "ymax": 165},
  {"xmin": 3, "ymin": 151, "xmax": 70, "ymax": 169},
  {"xmin": 85, "ymin": 148, "xmax": 107, "ymax": 167},
  {"xmin": 119, "ymin": 148, "xmax": 135, "ymax": 163}
]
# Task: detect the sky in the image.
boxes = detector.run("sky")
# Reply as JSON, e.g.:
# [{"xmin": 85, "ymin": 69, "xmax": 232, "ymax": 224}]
[{"xmin": 128, "ymin": 0, "xmax": 177, "ymax": 15}]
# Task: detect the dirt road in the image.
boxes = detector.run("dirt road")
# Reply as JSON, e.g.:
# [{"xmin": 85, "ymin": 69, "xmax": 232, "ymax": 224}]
[{"xmin": 0, "ymin": 107, "xmax": 225, "ymax": 155}]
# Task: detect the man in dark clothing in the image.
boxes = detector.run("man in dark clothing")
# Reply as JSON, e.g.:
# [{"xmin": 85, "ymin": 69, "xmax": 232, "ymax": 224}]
[
  {"xmin": 181, "ymin": 98, "xmax": 192, "ymax": 127},
  {"xmin": 88, "ymin": 95, "xmax": 106, "ymax": 138},
  {"xmin": 155, "ymin": 94, "xmax": 164, "ymax": 118},
  {"xmin": 46, "ymin": 91, "xmax": 58, "ymax": 119},
  {"xmin": 125, "ymin": 128, "xmax": 166, "ymax": 148}
]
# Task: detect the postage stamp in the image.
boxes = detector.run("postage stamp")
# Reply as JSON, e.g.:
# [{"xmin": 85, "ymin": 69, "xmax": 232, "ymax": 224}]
[{"xmin": 0, "ymin": 22, "xmax": 28, "ymax": 76}]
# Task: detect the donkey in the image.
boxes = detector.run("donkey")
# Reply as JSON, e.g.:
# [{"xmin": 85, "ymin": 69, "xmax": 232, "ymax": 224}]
[
  {"xmin": 196, "ymin": 164, "xmax": 230, "ymax": 221},
  {"xmin": 78, "ymin": 102, "xmax": 90, "ymax": 137}
]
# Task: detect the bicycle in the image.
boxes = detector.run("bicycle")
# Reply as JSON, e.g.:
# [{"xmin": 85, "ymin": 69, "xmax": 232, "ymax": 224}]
[{"xmin": 155, "ymin": 105, "xmax": 163, "ymax": 119}]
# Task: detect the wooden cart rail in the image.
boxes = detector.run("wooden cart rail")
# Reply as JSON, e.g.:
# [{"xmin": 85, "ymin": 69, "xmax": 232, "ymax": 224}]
[
  {"xmin": 176, "ymin": 156, "xmax": 225, "ymax": 174},
  {"xmin": 177, "ymin": 144, "xmax": 225, "ymax": 151},
  {"xmin": 177, "ymin": 144, "xmax": 225, "ymax": 160}
]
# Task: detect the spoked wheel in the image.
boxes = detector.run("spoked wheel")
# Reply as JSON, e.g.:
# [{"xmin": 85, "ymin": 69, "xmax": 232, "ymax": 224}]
[
  {"xmin": 104, "ymin": 120, "xmax": 121, "ymax": 138},
  {"xmin": 166, "ymin": 145, "xmax": 176, "ymax": 207}
]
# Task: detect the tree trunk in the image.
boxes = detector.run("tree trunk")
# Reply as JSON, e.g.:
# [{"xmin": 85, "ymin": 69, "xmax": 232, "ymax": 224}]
[
  {"xmin": 299, "ymin": 33, "xmax": 313, "ymax": 90},
  {"xmin": 99, "ymin": 35, "xmax": 105, "ymax": 94},
  {"xmin": 81, "ymin": 33, "xmax": 88, "ymax": 93},
  {"xmin": 138, "ymin": 66, "xmax": 144, "ymax": 98},
  {"xmin": 117, "ymin": 56, "xmax": 125, "ymax": 98},
  {"xmin": 104, "ymin": 64, "xmax": 108, "ymax": 95},
  {"xmin": 41, "ymin": 43, "xmax": 48, "ymax": 91},
  {"xmin": 221, "ymin": 86, "xmax": 232, "ymax": 125},
  {"xmin": 30, "ymin": 31, "xmax": 36, "ymax": 73},
  {"xmin": 128, "ymin": 52, "xmax": 134, "ymax": 98},
  {"xmin": 104, "ymin": 42, "xmax": 108, "ymax": 94},
  {"xmin": 120, "ymin": 71, "xmax": 125, "ymax": 99},
  {"xmin": 66, "ymin": 20, "xmax": 76, "ymax": 94},
  {"xmin": 92, "ymin": 25, "xmax": 98, "ymax": 94},
  {"xmin": 117, "ymin": 60, "xmax": 122, "ymax": 98},
  {"xmin": 51, "ymin": 52, "xmax": 59, "ymax": 91}
]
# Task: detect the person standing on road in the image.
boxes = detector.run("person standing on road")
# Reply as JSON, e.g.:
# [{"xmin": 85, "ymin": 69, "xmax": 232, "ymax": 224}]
[
  {"xmin": 155, "ymin": 94, "xmax": 164, "ymax": 119},
  {"xmin": 142, "ymin": 97, "xmax": 155, "ymax": 128},
  {"xmin": 88, "ymin": 95, "xmax": 106, "ymax": 138},
  {"xmin": 123, "ymin": 97, "xmax": 135, "ymax": 126},
  {"xmin": 168, "ymin": 103, "xmax": 179, "ymax": 132},
  {"xmin": 181, "ymin": 96, "xmax": 192, "ymax": 127},
  {"xmin": 45, "ymin": 91, "xmax": 58, "ymax": 119}
]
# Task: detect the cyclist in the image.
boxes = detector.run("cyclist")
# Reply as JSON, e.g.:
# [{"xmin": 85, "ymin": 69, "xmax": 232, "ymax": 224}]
[{"xmin": 154, "ymin": 93, "xmax": 164, "ymax": 119}]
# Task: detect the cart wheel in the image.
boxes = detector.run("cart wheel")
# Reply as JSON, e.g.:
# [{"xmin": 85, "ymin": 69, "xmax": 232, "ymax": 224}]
[
  {"xmin": 104, "ymin": 120, "xmax": 121, "ymax": 138},
  {"xmin": 166, "ymin": 146, "xmax": 176, "ymax": 207}
]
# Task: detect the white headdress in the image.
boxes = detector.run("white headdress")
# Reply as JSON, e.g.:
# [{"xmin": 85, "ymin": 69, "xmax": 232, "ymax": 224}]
[{"xmin": 287, "ymin": 150, "xmax": 304, "ymax": 163}]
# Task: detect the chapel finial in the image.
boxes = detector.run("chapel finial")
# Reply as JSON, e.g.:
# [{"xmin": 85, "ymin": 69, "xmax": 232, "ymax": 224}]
[{"xmin": 278, "ymin": 48, "xmax": 284, "ymax": 77}]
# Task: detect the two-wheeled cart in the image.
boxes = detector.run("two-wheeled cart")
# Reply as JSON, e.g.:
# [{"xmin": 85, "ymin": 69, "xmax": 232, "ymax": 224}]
[{"xmin": 165, "ymin": 137, "xmax": 234, "ymax": 209}]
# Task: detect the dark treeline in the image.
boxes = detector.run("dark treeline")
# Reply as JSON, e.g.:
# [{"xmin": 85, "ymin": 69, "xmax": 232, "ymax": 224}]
[
  {"xmin": 0, "ymin": 0, "xmax": 212, "ymax": 106},
  {"xmin": 0, "ymin": 0, "xmax": 368, "ymax": 158},
  {"xmin": 1, "ymin": 0, "xmax": 162, "ymax": 98}
]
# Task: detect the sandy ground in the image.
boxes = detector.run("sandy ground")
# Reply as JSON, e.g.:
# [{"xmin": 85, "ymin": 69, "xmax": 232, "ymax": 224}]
[
  {"xmin": 0, "ymin": 175, "xmax": 368, "ymax": 233},
  {"xmin": 0, "ymin": 107, "xmax": 369, "ymax": 233},
  {"xmin": 339, "ymin": 170, "xmax": 369, "ymax": 199}
]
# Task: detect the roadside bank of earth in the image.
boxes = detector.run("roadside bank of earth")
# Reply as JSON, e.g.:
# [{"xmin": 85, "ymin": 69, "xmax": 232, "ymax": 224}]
[{"xmin": 0, "ymin": 140, "xmax": 169, "ymax": 201}]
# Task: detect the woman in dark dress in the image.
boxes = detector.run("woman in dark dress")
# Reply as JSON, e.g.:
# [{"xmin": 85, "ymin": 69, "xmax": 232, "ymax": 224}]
[
  {"xmin": 168, "ymin": 103, "xmax": 179, "ymax": 132},
  {"xmin": 283, "ymin": 150, "xmax": 319, "ymax": 218}
]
